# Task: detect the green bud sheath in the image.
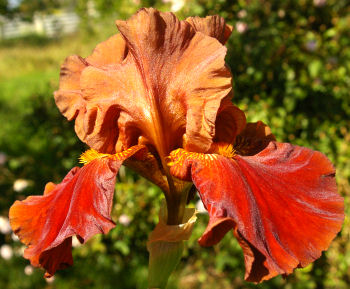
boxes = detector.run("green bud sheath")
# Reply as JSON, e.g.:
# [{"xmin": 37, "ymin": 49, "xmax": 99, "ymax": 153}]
[
  {"xmin": 147, "ymin": 203, "xmax": 197, "ymax": 289},
  {"xmin": 148, "ymin": 240, "xmax": 184, "ymax": 289}
]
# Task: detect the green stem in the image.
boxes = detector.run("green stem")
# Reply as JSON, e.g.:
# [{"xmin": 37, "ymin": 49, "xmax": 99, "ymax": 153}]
[{"xmin": 165, "ymin": 183, "xmax": 190, "ymax": 225}]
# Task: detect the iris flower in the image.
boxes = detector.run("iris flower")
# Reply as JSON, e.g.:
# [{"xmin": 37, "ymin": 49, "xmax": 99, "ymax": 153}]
[{"xmin": 9, "ymin": 8, "xmax": 344, "ymax": 283}]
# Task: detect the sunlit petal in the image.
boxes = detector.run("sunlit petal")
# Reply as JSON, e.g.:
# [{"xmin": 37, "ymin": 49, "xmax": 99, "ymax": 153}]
[
  {"xmin": 186, "ymin": 15, "xmax": 233, "ymax": 44},
  {"xmin": 168, "ymin": 142, "xmax": 344, "ymax": 282},
  {"xmin": 86, "ymin": 34, "xmax": 128, "ymax": 67},
  {"xmin": 55, "ymin": 8, "xmax": 232, "ymax": 155},
  {"xmin": 54, "ymin": 55, "xmax": 87, "ymax": 121},
  {"xmin": 9, "ymin": 146, "xmax": 144, "ymax": 276},
  {"xmin": 116, "ymin": 8, "xmax": 233, "ymax": 153}
]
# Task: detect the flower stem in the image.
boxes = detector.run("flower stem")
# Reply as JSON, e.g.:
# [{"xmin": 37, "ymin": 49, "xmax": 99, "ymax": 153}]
[
  {"xmin": 148, "ymin": 240, "xmax": 184, "ymax": 289},
  {"xmin": 147, "ymin": 204, "xmax": 197, "ymax": 289},
  {"xmin": 158, "ymin": 154, "xmax": 189, "ymax": 225},
  {"xmin": 165, "ymin": 186, "xmax": 188, "ymax": 225}
]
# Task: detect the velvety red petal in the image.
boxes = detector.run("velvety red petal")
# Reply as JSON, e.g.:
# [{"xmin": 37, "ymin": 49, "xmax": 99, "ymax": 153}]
[
  {"xmin": 169, "ymin": 143, "xmax": 344, "ymax": 282},
  {"xmin": 9, "ymin": 146, "xmax": 144, "ymax": 276},
  {"xmin": 199, "ymin": 214, "xmax": 236, "ymax": 246}
]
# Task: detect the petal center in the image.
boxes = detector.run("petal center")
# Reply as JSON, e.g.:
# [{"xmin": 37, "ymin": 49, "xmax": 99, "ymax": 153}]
[
  {"xmin": 211, "ymin": 142, "xmax": 236, "ymax": 159},
  {"xmin": 79, "ymin": 147, "xmax": 146, "ymax": 165}
]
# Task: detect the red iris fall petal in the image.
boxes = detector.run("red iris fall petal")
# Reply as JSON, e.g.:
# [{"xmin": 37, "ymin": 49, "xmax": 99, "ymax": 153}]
[
  {"xmin": 9, "ymin": 146, "xmax": 144, "ymax": 276},
  {"xmin": 169, "ymin": 142, "xmax": 344, "ymax": 282},
  {"xmin": 9, "ymin": 161, "xmax": 116, "ymax": 276}
]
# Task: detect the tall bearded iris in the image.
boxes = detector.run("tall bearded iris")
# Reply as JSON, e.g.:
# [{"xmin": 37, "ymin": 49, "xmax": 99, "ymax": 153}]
[{"xmin": 9, "ymin": 8, "xmax": 344, "ymax": 285}]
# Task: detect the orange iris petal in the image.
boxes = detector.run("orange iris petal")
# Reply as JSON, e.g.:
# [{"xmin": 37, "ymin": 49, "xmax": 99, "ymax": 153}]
[
  {"xmin": 186, "ymin": 15, "xmax": 233, "ymax": 44},
  {"xmin": 55, "ymin": 8, "xmax": 232, "ymax": 155},
  {"xmin": 212, "ymin": 97, "xmax": 247, "ymax": 146},
  {"xmin": 85, "ymin": 33, "xmax": 128, "ymax": 67},
  {"xmin": 234, "ymin": 121, "xmax": 276, "ymax": 156},
  {"xmin": 9, "ymin": 145, "xmax": 144, "ymax": 277},
  {"xmin": 168, "ymin": 142, "xmax": 344, "ymax": 282}
]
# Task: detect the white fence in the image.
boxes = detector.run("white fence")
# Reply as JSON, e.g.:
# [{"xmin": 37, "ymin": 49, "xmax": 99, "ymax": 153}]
[{"xmin": 0, "ymin": 12, "xmax": 80, "ymax": 40}]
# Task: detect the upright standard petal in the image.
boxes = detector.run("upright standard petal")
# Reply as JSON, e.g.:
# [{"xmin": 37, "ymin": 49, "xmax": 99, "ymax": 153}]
[
  {"xmin": 234, "ymin": 121, "xmax": 276, "ymax": 156},
  {"xmin": 85, "ymin": 34, "xmax": 128, "ymax": 67},
  {"xmin": 55, "ymin": 9, "xmax": 232, "ymax": 155},
  {"xmin": 9, "ymin": 146, "xmax": 144, "ymax": 277},
  {"xmin": 168, "ymin": 142, "xmax": 344, "ymax": 282},
  {"xmin": 212, "ymin": 97, "xmax": 246, "ymax": 146},
  {"xmin": 116, "ymin": 8, "xmax": 232, "ymax": 153},
  {"xmin": 54, "ymin": 55, "xmax": 88, "ymax": 121},
  {"xmin": 186, "ymin": 15, "xmax": 233, "ymax": 44}
]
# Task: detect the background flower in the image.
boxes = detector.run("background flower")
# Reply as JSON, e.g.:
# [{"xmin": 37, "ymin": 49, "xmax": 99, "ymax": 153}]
[
  {"xmin": 0, "ymin": 216, "xmax": 11, "ymax": 235},
  {"xmin": 0, "ymin": 245, "xmax": 13, "ymax": 260}
]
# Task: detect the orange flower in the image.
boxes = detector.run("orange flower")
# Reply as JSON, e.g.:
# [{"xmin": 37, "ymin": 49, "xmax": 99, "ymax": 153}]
[
  {"xmin": 168, "ymin": 122, "xmax": 344, "ymax": 282},
  {"xmin": 9, "ymin": 8, "xmax": 344, "ymax": 283}
]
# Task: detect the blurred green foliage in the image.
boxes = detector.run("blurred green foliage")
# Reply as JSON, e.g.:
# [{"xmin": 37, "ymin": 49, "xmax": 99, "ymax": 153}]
[{"xmin": 0, "ymin": 0, "xmax": 349, "ymax": 288}]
